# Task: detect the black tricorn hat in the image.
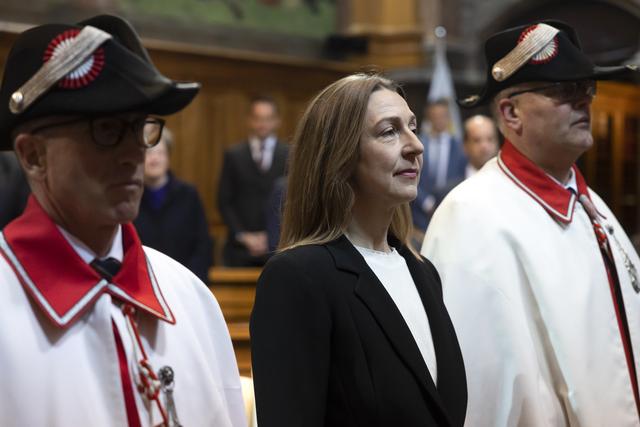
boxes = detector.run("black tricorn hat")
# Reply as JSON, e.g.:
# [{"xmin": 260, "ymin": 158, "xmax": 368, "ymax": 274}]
[
  {"xmin": 0, "ymin": 14, "xmax": 201, "ymax": 150},
  {"xmin": 459, "ymin": 20, "xmax": 638, "ymax": 108}
]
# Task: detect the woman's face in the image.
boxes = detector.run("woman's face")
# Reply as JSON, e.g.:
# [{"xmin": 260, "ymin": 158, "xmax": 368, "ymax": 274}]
[
  {"xmin": 353, "ymin": 88, "xmax": 423, "ymax": 209},
  {"xmin": 144, "ymin": 138, "xmax": 170, "ymax": 182}
]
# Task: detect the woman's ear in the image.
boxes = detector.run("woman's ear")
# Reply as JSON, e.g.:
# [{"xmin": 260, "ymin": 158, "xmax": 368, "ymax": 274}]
[
  {"xmin": 497, "ymin": 98, "xmax": 523, "ymax": 135},
  {"xmin": 13, "ymin": 133, "xmax": 47, "ymax": 182}
]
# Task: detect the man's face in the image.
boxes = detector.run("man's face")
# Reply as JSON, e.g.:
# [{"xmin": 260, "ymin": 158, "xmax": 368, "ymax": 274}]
[
  {"xmin": 509, "ymin": 81, "xmax": 595, "ymax": 158},
  {"xmin": 35, "ymin": 113, "xmax": 146, "ymax": 228},
  {"xmin": 248, "ymin": 101, "xmax": 280, "ymax": 140},
  {"xmin": 426, "ymin": 104, "xmax": 450, "ymax": 134},
  {"xmin": 464, "ymin": 116, "xmax": 499, "ymax": 170}
]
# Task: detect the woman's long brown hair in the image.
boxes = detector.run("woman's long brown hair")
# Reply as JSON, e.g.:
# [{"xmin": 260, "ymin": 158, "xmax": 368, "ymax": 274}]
[{"xmin": 279, "ymin": 73, "xmax": 420, "ymax": 259}]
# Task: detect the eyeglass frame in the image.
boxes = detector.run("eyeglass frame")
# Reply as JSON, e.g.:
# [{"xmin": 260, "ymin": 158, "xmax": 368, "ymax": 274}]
[
  {"xmin": 27, "ymin": 115, "xmax": 166, "ymax": 148},
  {"xmin": 506, "ymin": 80, "xmax": 597, "ymax": 102}
]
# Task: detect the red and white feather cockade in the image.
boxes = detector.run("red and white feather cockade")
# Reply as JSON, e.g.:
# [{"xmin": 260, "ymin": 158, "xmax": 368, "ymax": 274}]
[
  {"xmin": 43, "ymin": 29, "xmax": 105, "ymax": 89},
  {"xmin": 518, "ymin": 24, "xmax": 559, "ymax": 65}
]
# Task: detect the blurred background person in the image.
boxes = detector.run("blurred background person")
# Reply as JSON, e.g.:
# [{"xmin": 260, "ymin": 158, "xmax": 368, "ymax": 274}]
[
  {"xmin": 408, "ymin": 114, "xmax": 499, "ymax": 241},
  {"xmin": 462, "ymin": 115, "xmax": 499, "ymax": 178},
  {"xmin": 0, "ymin": 151, "xmax": 29, "ymax": 228},
  {"xmin": 251, "ymin": 74, "xmax": 467, "ymax": 427},
  {"xmin": 218, "ymin": 95, "xmax": 288, "ymax": 267},
  {"xmin": 135, "ymin": 127, "xmax": 213, "ymax": 282},
  {"xmin": 411, "ymin": 99, "xmax": 467, "ymax": 234}
]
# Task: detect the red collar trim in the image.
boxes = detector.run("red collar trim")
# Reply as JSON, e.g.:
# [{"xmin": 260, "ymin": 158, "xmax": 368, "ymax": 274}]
[
  {"xmin": 498, "ymin": 140, "xmax": 590, "ymax": 224},
  {"xmin": 0, "ymin": 196, "xmax": 175, "ymax": 328}
]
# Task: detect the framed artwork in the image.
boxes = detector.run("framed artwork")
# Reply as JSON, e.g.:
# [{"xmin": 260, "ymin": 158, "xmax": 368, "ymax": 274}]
[{"xmin": 1, "ymin": 0, "xmax": 337, "ymax": 57}]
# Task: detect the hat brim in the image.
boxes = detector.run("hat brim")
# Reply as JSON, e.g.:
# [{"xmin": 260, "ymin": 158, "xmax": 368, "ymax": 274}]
[
  {"xmin": 459, "ymin": 64, "xmax": 638, "ymax": 108},
  {"xmin": 0, "ymin": 81, "xmax": 200, "ymax": 150},
  {"xmin": 142, "ymin": 81, "xmax": 201, "ymax": 116},
  {"xmin": 590, "ymin": 64, "xmax": 637, "ymax": 80}
]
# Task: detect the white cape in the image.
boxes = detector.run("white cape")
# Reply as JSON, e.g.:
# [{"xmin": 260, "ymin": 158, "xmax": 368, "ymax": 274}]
[
  {"xmin": 0, "ymin": 246, "xmax": 246, "ymax": 427},
  {"xmin": 423, "ymin": 158, "xmax": 640, "ymax": 426}
]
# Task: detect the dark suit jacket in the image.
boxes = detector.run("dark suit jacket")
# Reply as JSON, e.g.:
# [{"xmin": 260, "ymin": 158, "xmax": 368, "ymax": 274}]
[
  {"xmin": 250, "ymin": 235, "xmax": 467, "ymax": 427},
  {"xmin": 217, "ymin": 140, "xmax": 288, "ymax": 266},
  {"xmin": 265, "ymin": 176, "xmax": 287, "ymax": 252},
  {"xmin": 412, "ymin": 134, "xmax": 467, "ymax": 231},
  {"xmin": 134, "ymin": 173, "xmax": 212, "ymax": 282}
]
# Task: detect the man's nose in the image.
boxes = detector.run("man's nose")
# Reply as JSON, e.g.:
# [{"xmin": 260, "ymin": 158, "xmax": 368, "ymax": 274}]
[
  {"xmin": 572, "ymin": 91, "xmax": 594, "ymax": 109},
  {"xmin": 118, "ymin": 132, "xmax": 146, "ymax": 165}
]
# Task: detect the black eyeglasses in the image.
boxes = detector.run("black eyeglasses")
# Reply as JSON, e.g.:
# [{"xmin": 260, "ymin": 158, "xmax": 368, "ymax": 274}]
[
  {"xmin": 30, "ymin": 115, "xmax": 166, "ymax": 148},
  {"xmin": 507, "ymin": 80, "xmax": 597, "ymax": 103}
]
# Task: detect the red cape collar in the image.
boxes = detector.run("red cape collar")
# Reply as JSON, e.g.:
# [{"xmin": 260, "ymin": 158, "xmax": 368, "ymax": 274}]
[
  {"xmin": 0, "ymin": 196, "xmax": 175, "ymax": 328},
  {"xmin": 498, "ymin": 140, "xmax": 590, "ymax": 224}
]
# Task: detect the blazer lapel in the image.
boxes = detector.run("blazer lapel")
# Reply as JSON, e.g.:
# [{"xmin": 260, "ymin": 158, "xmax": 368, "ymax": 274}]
[
  {"xmin": 265, "ymin": 140, "xmax": 286, "ymax": 177},
  {"xmin": 327, "ymin": 236, "xmax": 453, "ymax": 425},
  {"xmin": 241, "ymin": 141, "xmax": 262, "ymax": 175},
  {"xmin": 399, "ymin": 245, "xmax": 464, "ymax": 425},
  {"xmin": 420, "ymin": 135, "xmax": 434, "ymax": 185}
]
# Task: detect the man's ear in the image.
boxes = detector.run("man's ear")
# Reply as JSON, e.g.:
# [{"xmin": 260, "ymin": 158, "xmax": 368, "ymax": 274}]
[
  {"xmin": 13, "ymin": 133, "xmax": 47, "ymax": 182},
  {"xmin": 497, "ymin": 98, "xmax": 522, "ymax": 135}
]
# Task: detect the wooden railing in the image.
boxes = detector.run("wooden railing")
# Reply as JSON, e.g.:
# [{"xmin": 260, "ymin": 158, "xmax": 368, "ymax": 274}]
[{"xmin": 208, "ymin": 267, "xmax": 261, "ymax": 376}]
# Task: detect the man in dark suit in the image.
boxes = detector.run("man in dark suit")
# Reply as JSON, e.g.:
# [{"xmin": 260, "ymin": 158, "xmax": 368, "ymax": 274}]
[
  {"xmin": 411, "ymin": 99, "xmax": 467, "ymax": 232},
  {"xmin": 417, "ymin": 115, "xmax": 501, "ymax": 216},
  {"xmin": 218, "ymin": 96, "xmax": 288, "ymax": 266}
]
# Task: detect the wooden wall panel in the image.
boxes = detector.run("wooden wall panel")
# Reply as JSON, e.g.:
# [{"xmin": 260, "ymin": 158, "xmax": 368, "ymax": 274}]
[
  {"xmin": 146, "ymin": 47, "xmax": 354, "ymax": 262},
  {"xmin": 587, "ymin": 81, "xmax": 640, "ymax": 236}
]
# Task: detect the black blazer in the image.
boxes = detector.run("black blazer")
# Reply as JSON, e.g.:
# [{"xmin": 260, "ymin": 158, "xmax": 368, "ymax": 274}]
[
  {"xmin": 217, "ymin": 140, "xmax": 288, "ymax": 266},
  {"xmin": 134, "ymin": 173, "xmax": 212, "ymax": 282},
  {"xmin": 250, "ymin": 236, "xmax": 467, "ymax": 427}
]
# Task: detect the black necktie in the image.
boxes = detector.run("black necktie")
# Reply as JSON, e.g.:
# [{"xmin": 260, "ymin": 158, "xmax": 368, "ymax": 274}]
[{"xmin": 90, "ymin": 257, "xmax": 122, "ymax": 281}]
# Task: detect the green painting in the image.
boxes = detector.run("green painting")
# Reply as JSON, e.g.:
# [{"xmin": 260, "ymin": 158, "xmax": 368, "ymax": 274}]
[
  {"xmin": 120, "ymin": 0, "xmax": 336, "ymax": 39},
  {"xmin": 1, "ymin": 0, "xmax": 337, "ymax": 58}
]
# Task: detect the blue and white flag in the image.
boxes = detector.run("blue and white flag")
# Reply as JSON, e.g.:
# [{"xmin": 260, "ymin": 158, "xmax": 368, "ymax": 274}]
[{"xmin": 427, "ymin": 30, "xmax": 462, "ymax": 139}]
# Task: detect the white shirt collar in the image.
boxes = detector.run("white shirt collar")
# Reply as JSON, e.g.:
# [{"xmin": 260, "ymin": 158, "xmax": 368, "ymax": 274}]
[
  {"xmin": 430, "ymin": 131, "xmax": 450, "ymax": 141},
  {"xmin": 249, "ymin": 134, "xmax": 277, "ymax": 151},
  {"xmin": 546, "ymin": 168, "xmax": 577, "ymax": 193},
  {"xmin": 57, "ymin": 225, "xmax": 124, "ymax": 264}
]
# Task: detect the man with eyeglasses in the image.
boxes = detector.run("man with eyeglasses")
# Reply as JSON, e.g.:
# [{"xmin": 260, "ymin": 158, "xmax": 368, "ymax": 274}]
[
  {"xmin": 0, "ymin": 15, "xmax": 245, "ymax": 426},
  {"xmin": 422, "ymin": 21, "xmax": 640, "ymax": 426}
]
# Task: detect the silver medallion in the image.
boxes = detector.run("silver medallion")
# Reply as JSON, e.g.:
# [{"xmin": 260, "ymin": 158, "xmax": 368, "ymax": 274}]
[{"xmin": 158, "ymin": 366, "xmax": 182, "ymax": 427}]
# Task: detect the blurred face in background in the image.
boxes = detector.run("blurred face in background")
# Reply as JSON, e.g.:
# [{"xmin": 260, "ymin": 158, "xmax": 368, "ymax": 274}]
[
  {"xmin": 463, "ymin": 115, "xmax": 499, "ymax": 170},
  {"xmin": 426, "ymin": 103, "xmax": 450, "ymax": 134},
  {"xmin": 144, "ymin": 133, "xmax": 170, "ymax": 186},
  {"xmin": 248, "ymin": 100, "xmax": 280, "ymax": 140}
]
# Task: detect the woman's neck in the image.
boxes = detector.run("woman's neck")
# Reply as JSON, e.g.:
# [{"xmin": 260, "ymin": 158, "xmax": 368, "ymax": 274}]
[
  {"xmin": 346, "ymin": 199, "xmax": 393, "ymax": 252},
  {"xmin": 145, "ymin": 173, "xmax": 169, "ymax": 190}
]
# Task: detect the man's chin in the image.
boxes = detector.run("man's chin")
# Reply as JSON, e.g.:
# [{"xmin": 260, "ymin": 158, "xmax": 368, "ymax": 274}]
[
  {"xmin": 574, "ymin": 135, "xmax": 594, "ymax": 151},
  {"xmin": 110, "ymin": 200, "xmax": 141, "ymax": 224}
]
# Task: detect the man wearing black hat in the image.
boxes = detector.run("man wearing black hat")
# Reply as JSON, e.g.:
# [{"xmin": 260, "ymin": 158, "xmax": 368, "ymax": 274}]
[
  {"xmin": 422, "ymin": 22, "xmax": 640, "ymax": 426},
  {"xmin": 0, "ymin": 15, "xmax": 245, "ymax": 426}
]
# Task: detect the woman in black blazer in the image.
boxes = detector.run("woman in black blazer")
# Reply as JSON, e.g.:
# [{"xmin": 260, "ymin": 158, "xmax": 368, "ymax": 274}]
[{"xmin": 250, "ymin": 74, "xmax": 467, "ymax": 427}]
